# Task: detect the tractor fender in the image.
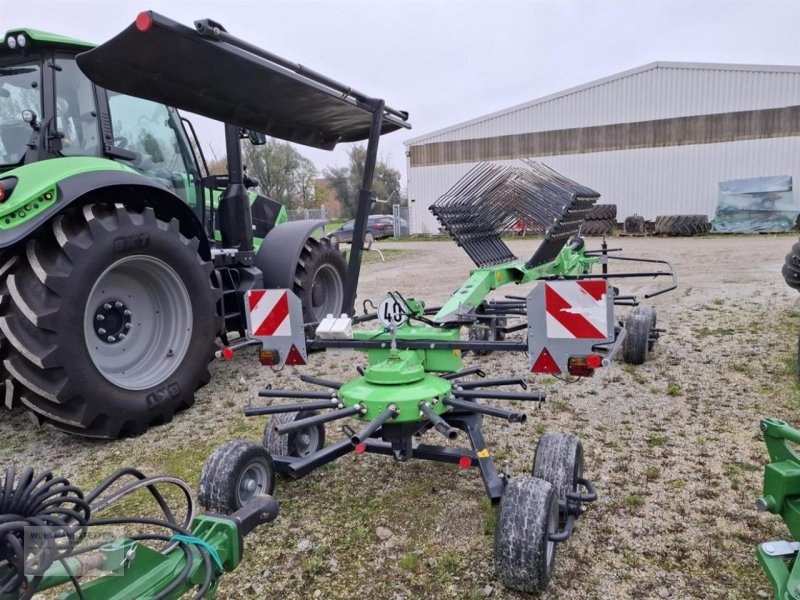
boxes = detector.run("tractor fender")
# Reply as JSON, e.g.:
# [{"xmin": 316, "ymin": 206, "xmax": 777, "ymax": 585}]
[
  {"xmin": 0, "ymin": 169, "xmax": 210, "ymax": 259},
  {"xmin": 255, "ymin": 219, "xmax": 326, "ymax": 288}
]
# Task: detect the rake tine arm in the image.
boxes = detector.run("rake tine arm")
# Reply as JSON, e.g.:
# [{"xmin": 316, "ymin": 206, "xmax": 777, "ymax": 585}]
[
  {"xmin": 419, "ymin": 401, "xmax": 458, "ymax": 440},
  {"xmin": 274, "ymin": 404, "xmax": 365, "ymax": 435},
  {"xmin": 443, "ymin": 397, "xmax": 526, "ymax": 423}
]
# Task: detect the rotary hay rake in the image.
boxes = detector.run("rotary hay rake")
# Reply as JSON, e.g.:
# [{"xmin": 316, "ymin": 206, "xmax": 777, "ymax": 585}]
[{"xmin": 199, "ymin": 161, "xmax": 677, "ymax": 593}]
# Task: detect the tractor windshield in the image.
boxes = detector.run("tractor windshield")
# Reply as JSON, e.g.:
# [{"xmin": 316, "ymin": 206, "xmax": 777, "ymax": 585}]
[{"xmin": 0, "ymin": 59, "xmax": 41, "ymax": 167}]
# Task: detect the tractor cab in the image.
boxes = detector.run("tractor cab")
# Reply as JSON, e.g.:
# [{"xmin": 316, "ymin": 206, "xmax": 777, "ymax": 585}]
[{"xmin": 0, "ymin": 29, "xmax": 205, "ymax": 214}]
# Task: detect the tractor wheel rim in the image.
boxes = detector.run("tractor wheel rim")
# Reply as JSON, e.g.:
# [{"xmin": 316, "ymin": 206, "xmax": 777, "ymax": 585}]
[
  {"xmin": 237, "ymin": 462, "xmax": 269, "ymax": 504},
  {"xmin": 309, "ymin": 263, "xmax": 343, "ymax": 322},
  {"xmin": 294, "ymin": 426, "xmax": 320, "ymax": 458},
  {"xmin": 84, "ymin": 256, "xmax": 192, "ymax": 390}
]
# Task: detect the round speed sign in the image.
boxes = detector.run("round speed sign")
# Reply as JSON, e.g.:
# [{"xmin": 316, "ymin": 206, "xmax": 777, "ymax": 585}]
[{"xmin": 377, "ymin": 296, "xmax": 408, "ymax": 328}]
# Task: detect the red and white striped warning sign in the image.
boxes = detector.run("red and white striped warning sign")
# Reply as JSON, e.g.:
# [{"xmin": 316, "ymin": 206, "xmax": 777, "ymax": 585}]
[
  {"xmin": 544, "ymin": 281, "xmax": 608, "ymax": 339},
  {"xmin": 248, "ymin": 290, "xmax": 292, "ymax": 337}
]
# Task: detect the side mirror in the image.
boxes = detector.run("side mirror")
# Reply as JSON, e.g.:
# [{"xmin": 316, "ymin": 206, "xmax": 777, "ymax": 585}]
[{"xmin": 248, "ymin": 130, "xmax": 267, "ymax": 145}]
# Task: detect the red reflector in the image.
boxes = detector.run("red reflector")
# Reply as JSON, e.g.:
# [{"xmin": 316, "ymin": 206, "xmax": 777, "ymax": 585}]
[
  {"xmin": 135, "ymin": 12, "xmax": 153, "ymax": 32},
  {"xmin": 285, "ymin": 344, "xmax": 306, "ymax": 366},
  {"xmin": 459, "ymin": 456, "xmax": 472, "ymax": 469},
  {"xmin": 587, "ymin": 353, "xmax": 602, "ymax": 369},
  {"xmin": 532, "ymin": 348, "xmax": 561, "ymax": 374},
  {"xmin": 0, "ymin": 185, "xmax": 5, "ymax": 203},
  {"xmin": 355, "ymin": 443, "xmax": 367, "ymax": 454},
  {"xmin": 222, "ymin": 347, "xmax": 234, "ymax": 360}
]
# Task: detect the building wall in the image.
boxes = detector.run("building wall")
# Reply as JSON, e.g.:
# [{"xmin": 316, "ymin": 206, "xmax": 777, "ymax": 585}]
[{"xmin": 407, "ymin": 136, "xmax": 800, "ymax": 234}]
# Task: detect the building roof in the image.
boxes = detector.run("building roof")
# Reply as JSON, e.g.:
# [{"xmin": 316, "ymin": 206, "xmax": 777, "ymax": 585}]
[{"xmin": 404, "ymin": 61, "xmax": 800, "ymax": 147}]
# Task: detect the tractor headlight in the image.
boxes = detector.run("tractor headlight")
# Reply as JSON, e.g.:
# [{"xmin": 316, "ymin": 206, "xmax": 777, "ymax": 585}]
[
  {"xmin": 16, "ymin": 34, "xmax": 26, "ymax": 48},
  {"xmin": 6, "ymin": 35, "xmax": 16, "ymax": 49}
]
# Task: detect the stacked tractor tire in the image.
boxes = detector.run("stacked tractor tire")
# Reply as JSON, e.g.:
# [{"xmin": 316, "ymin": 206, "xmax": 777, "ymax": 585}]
[
  {"xmin": 580, "ymin": 204, "xmax": 617, "ymax": 236},
  {"xmin": 653, "ymin": 215, "xmax": 710, "ymax": 236}
]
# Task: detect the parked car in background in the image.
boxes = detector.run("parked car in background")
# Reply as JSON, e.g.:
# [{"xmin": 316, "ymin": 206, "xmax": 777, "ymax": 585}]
[{"xmin": 328, "ymin": 215, "xmax": 407, "ymax": 245}]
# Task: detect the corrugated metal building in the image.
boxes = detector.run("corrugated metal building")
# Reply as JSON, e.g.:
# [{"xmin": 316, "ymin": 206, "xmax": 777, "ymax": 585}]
[{"xmin": 405, "ymin": 61, "xmax": 800, "ymax": 234}]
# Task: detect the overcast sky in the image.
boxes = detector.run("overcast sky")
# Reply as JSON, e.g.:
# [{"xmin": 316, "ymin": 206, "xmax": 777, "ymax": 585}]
[{"xmin": 4, "ymin": 0, "xmax": 800, "ymax": 186}]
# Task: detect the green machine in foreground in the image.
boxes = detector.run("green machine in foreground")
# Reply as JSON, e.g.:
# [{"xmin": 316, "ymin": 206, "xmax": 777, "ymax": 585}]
[
  {"xmin": 0, "ymin": 465, "xmax": 277, "ymax": 599},
  {"xmin": 199, "ymin": 161, "xmax": 677, "ymax": 593}
]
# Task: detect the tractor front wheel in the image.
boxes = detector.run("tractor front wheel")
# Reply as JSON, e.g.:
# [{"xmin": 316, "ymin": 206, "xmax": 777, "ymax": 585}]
[
  {"xmin": 0, "ymin": 203, "xmax": 221, "ymax": 437},
  {"xmin": 293, "ymin": 238, "xmax": 346, "ymax": 326}
]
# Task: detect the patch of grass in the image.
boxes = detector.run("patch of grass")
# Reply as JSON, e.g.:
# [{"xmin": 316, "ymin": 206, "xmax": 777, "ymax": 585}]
[
  {"xmin": 400, "ymin": 553, "xmax": 420, "ymax": 571},
  {"xmin": 479, "ymin": 497, "xmax": 497, "ymax": 535},
  {"xmin": 624, "ymin": 494, "xmax": 646, "ymax": 508},
  {"xmin": 649, "ymin": 387, "xmax": 660, "ymax": 394},
  {"xmin": 439, "ymin": 551, "xmax": 462, "ymax": 572},
  {"xmin": 647, "ymin": 433, "xmax": 668, "ymax": 447},
  {"xmin": 697, "ymin": 326, "xmax": 736, "ymax": 338},
  {"xmin": 667, "ymin": 478, "xmax": 686, "ymax": 489},
  {"xmin": 645, "ymin": 466, "xmax": 660, "ymax": 481},
  {"xmin": 534, "ymin": 424, "xmax": 547, "ymax": 435},
  {"xmin": 666, "ymin": 382, "xmax": 681, "ymax": 396}
]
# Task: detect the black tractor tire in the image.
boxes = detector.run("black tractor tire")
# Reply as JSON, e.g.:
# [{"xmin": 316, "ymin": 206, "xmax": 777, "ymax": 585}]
[
  {"xmin": 580, "ymin": 219, "xmax": 616, "ymax": 236},
  {"xmin": 495, "ymin": 476, "xmax": 559, "ymax": 592},
  {"xmin": 654, "ymin": 215, "xmax": 710, "ymax": 236},
  {"xmin": 586, "ymin": 203, "xmax": 617, "ymax": 221},
  {"xmin": 0, "ymin": 255, "xmax": 20, "ymax": 410},
  {"xmin": 198, "ymin": 440, "xmax": 275, "ymax": 514},
  {"xmin": 783, "ymin": 241, "xmax": 800, "ymax": 290},
  {"xmin": 263, "ymin": 410, "xmax": 326, "ymax": 457},
  {"xmin": 532, "ymin": 432, "xmax": 583, "ymax": 503},
  {"xmin": 622, "ymin": 313, "xmax": 650, "ymax": 364},
  {"xmin": 633, "ymin": 304, "xmax": 658, "ymax": 351},
  {"xmin": 624, "ymin": 215, "xmax": 646, "ymax": 234},
  {"xmin": 0, "ymin": 204, "xmax": 221, "ymax": 438},
  {"xmin": 293, "ymin": 237, "xmax": 347, "ymax": 327}
]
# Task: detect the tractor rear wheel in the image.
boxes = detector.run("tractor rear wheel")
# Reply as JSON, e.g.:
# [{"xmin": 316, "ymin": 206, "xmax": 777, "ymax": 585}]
[
  {"xmin": 293, "ymin": 237, "xmax": 346, "ymax": 326},
  {"xmin": 198, "ymin": 440, "xmax": 275, "ymax": 514},
  {"xmin": 0, "ymin": 204, "xmax": 221, "ymax": 438},
  {"xmin": 495, "ymin": 476, "xmax": 559, "ymax": 592}
]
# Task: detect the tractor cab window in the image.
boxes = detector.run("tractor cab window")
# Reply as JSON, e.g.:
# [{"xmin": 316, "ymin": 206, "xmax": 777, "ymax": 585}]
[
  {"xmin": 54, "ymin": 55, "xmax": 100, "ymax": 158},
  {"xmin": 0, "ymin": 59, "xmax": 41, "ymax": 167},
  {"xmin": 107, "ymin": 92, "xmax": 198, "ymax": 202}
]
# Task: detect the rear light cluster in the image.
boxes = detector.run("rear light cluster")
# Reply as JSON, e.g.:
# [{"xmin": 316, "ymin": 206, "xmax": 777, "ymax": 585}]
[{"xmin": 567, "ymin": 354, "xmax": 603, "ymax": 377}]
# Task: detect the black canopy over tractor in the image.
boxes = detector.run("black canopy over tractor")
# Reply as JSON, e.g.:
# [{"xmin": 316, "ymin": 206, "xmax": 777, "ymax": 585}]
[{"xmin": 0, "ymin": 13, "xmax": 409, "ymax": 437}]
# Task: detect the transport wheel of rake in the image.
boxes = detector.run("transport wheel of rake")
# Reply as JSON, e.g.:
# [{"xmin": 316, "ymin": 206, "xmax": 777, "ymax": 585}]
[
  {"xmin": 495, "ymin": 476, "xmax": 559, "ymax": 592},
  {"xmin": 0, "ymin": 204, "xmax": 221, "ymax": 438},
  {"xmin": 783, "ymin": 241, "xmax": 800, "ymax": 290},
  {"xmin": 621, "ymin": 313, "xmax": 650, "ymax": 365},
  {"xmin": 263, "ymin": 410, "xmax": 326, "ymax": 458},
  {"xmin": 293, "ymin": 237, "xmax": 346, "ymax": 333},
  {"xmin": 532, "ymin": 432, "xmax": 583, "ymax": 503},
  {"xmin": 633, "ymin": 304, "xmax": 657, "ymax": 351},
  {"xmin": 199, "ymin": 440, "xmax": 275, "ymax": 514}
]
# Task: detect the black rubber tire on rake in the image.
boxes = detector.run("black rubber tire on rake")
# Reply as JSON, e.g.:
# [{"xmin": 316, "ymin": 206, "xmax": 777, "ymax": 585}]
[
  {"xmin": 624, "ymin": 215, "xmax": 646, "ymax": 234},
  {"xmin": 782, "ymin": 240, "xmax": 800, "ymax": 291},
  {"xmin": 495, "ymin": 476, "xmax": 559, "ymax": 592},
  {"xmin": 633, "ymin": 305, "xmax": 658, "ymax": 351},
  {"xmin": 622, "ymin": 313, "xmax": 650, "ymax": 364},
  {"xmin": 199, "ymin": 440, "xmax": 276, "ymax": 514},
  {"xmin": 580, "ymin": 219, "xmax": 617, "ymax": 236},
  {"xmin": 654, "ymin": 215, "xmax": 710, "ymax": 236},
  {"xmin": 263, "ymin": 410, "xmax": 326, "ymax": 458},
  {"xmin": 532, "ymin": 433, "xmax": 583, "ymax": 503},
  {"xmin": 586, "ymin": 203, "xmax": 617, "ymax": 220},
  {"xmin": 0, "ymin": 204, "xmax": 221, "ymax": 438}
]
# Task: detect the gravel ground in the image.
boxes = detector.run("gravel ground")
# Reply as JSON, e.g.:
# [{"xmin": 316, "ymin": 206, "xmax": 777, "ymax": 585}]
[{"xmin": 3, "ymin": 234, "xmax": 800, "ymax": 599}]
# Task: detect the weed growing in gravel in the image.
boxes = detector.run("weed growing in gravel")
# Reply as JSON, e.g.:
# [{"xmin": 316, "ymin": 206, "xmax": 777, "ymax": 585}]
[
  {"xmin": 647, "ymin": 433, "xmax": 668, "ymax": 446},
  {"xmin": 666, "ymin": 382, "xmax": 681, "ymax": 396},
  {"xmin": 667, "ymin": 478, "xmax": 686, "ymax": 489},
  {"xmin": 479, "ymin": 497, "xmax": 497, "ymax": 535},
  {"xmin": 625, "ymin": 495, "xmax": 646, "ymax": 508},
  {"xmin": 400, "ymin": 553, "xmax": 420, "ymax": 571},
  {"xmin": 697, "ymin": 326, "xmax": 736, "ymax": 338},
  {"xmin": 645, "ymin": 466, "xmax": 660, "ymax": 481}
]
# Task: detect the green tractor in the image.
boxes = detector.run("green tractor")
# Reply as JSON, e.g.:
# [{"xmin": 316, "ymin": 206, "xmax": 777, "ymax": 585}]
[{"xmin": 0, "ymin": 14, "xmax": 409, "ymax": 438}]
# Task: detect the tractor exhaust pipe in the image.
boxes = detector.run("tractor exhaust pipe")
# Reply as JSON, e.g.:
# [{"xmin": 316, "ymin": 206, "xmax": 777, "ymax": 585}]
[
  {"xmin": 273, "ymin": 404, "xmax": 365, "ymax": 435},
  {"xmin": 351, "ymin": 405, "xmax": 399, "ymax": 445},
  {"xmin": 419, "ymin": 402, "xmax": 458, "ymax": 440}
]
